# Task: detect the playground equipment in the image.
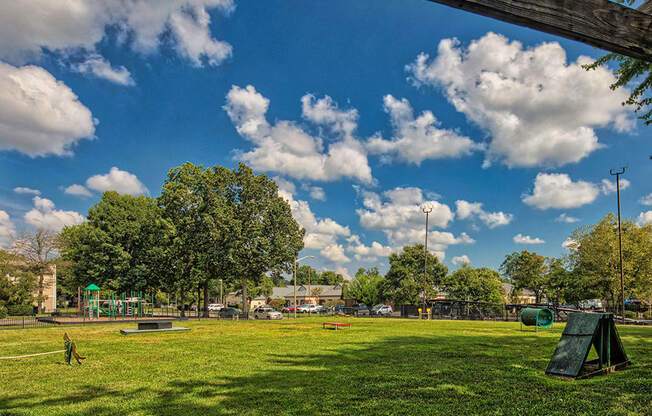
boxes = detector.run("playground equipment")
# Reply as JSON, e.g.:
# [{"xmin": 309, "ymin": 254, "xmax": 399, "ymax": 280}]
[
  {"xmin": 546, "ymin": 312, "xmax": 629, "ymax": 379},
  {"xmin": 520, "ymin": 307, "xmax": 554, "ymax": 332},
  {"xmin": 82, "ymin": 284, "xmax": 154, "ymax": 319}
]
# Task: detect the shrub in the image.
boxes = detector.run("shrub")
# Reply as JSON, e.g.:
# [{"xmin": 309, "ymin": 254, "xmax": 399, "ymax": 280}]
[
  {"xmin": 0, "ymin": 306, "xmax": 7, "ymax": 319},
  {"xmin": 7, "ymin": 304, "xmax": 35, "ymax": 316},
  {"xmin": 268, "ymin": 298, "xmax": 286, "ymax": 311},
  {"xmin": 624, "ymin": 310, "xmax": 637, "ymax": 320}
]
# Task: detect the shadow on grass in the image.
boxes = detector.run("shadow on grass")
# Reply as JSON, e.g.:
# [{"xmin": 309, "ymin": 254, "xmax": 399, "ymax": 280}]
[{"xmin": 2, "ymin": 327, "xmax": 650, "ymax": 416}]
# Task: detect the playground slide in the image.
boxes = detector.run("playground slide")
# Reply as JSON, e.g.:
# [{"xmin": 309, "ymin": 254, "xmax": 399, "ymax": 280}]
[{"xmin": 98, "ymin": 307, "xmax": 110, "ymax": 315}]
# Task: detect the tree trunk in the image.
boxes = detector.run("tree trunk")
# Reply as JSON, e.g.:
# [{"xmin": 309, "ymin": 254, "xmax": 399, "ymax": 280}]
[
  {"xmin": 180, "ymin": 290, "xmax": 185, "ymax": 318},
  {"xmin": 241, "ymin": 277, "xmax": 248, "ymax": 318},
  {"xmin": 203, "ymin": 282, "xmax": 209, "ymax": 318}
]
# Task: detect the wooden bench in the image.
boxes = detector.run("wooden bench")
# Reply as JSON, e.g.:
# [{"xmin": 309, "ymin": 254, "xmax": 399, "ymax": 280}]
[{"xmin": 323, "ymin": 322, "xmax": 351, "ymax": 330}]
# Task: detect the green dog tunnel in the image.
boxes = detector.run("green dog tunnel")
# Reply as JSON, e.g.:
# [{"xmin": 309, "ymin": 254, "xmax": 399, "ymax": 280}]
[{"xmin": 520, "ymin": 307, "xmax": 554, "ymax": 332}]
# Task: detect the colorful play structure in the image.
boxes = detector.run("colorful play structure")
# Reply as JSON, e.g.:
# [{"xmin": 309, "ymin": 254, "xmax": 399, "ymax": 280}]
[{"xmin": 82, "ymin": 284, "xmax": 154, "ymax": 319}]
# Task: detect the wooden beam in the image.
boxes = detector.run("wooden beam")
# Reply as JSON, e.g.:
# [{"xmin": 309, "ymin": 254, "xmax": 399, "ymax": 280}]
[
  {"xmin": 426, "ymin": 0, "xmax": 652, "ymax": 62},
  {"xmin": 639, "ymin": 1, "xmax": 652, "ymax": 16}
]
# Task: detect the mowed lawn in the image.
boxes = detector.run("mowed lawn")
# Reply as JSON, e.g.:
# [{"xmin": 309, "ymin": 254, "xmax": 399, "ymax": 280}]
[{"xmin": 1, "ymin": 318, "xmax": 650, "ymax": 416}]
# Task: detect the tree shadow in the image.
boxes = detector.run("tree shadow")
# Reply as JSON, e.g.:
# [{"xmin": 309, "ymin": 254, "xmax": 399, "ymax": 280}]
[{"xmin": 2, "ymin": 327, "xmax": 650, "ymax": 415}]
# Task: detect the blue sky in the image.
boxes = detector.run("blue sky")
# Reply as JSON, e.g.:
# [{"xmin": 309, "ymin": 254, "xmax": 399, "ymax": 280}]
[{"xmin": 0, "ymin": 0, "xmax": 650, "ymax": 278}]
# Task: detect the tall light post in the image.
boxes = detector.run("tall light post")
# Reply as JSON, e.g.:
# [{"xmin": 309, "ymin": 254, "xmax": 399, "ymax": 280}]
[
  {"xmin": 610, "ymin": 167, "xmax": 626, "ymax": 324},
  {"xmin": 421, "ymin": 204, "xmax": 433, "ymax": 317},
  {"xmin": 294, "ymin": 255, "xmax": 314, "ymax": 319}
]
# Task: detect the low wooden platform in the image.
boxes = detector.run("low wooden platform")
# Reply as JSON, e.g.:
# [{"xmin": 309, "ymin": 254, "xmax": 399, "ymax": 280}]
[
  {"xmin": 323, "ymin": 322, "xmax": 351, "ymax": 330},
  {"xmin": 119, "ymin": 327, "xmax": 190, "ymax": 335}
]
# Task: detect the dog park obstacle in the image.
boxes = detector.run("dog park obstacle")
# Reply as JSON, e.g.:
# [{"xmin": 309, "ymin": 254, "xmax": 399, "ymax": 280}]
[
  {"xmin": 323, "ymin": 322, "xmax": 351, "ymax": 330},
  {"xmin": 120, "ymin": 320, "xmax": 190, "ymax": 335},
  {"xmin": 546, "ymin": 312, "xmax": 630, "ymax": 379},
  {"xmin": 519, "ymin": 307, "xmax": 554, "ymax": 332}
]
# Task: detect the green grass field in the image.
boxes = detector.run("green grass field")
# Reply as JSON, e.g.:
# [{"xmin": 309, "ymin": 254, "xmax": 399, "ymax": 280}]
[{"xmin": 1, "ymin": 318, "xmax": 650, "ymax": 416}]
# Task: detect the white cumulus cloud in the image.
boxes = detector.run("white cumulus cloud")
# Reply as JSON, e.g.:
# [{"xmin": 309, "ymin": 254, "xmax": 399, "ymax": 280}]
[
  {"xmin": 320, "ymin": 244, "xmax": 351, "ymax": 264},
  {"xmin": 346, "ymin": 235, "xmax": 393, "ymax": 262},
  {"xmin": 64, "ymin": 184, "xmax": 93, "ymax": 197},
  {"xmin": 455, "ymin": 200, "xmax": 513, "ymax": 228},
  {"xmin": 13, "ymin": 187, "xmax": 40, "ymax": 195},
  {"xmin": 71, "ymin": 54, "xmax": 134, "ymax": 86},
  {"xmin": 365, "ymin": 95, "xmax": 479, "ymax": 164},
  {"xmin": 84, "ymin": 167, "xmax": 148, "ymax": 196},
  {"xmin": 522, "ymin": 173, "xmax": 599, "ymax": 210},
  {"xmin": 356, "ymin": 187, "xmax": 472, "ymax": 258},
  {"xmin": 0, "ymin": 62, "xmax": 95, "ymax": 157},
  {"xmin": 513, "ymin": 233, "xmax": 545, "ymax": 244},
  {"xmin": 637, "ymin": 211, "xmax": 652, "ymax": 226},
  {"xmin": 406, "ymin": 32, "xmax": 633, "ymax": 168},
  {"xmin": 0, "ymin": 1, "xmax": 234, "ymax": 69},
  {"xmin": 640, "ymin": 193, "xmax": 652, "ymax": 206},
  {"xmin": 308, "ymin": 186, "xmax": 326, "ymax": 201},
  {"xmin": 555, "ymin": 213, "xmax": 580, "ymax": 223},
  {"xmin": 451, "ymin": 255, "xmax": 470, "ymax": 266},
  {"xmin": 561, "ymin": 237, "xmax": 577, "ymax": 250},
  {"xmin": 225, "ymin": 85, "xmax": 373, "ymax": 183},
  {"xmin": 0, "ymin": 210, "xmax": 15, "ymax": 248},
  {"xmin": 599, "ymin": 178, "xmax": 630, "ymax": 195},
  {"xmin": 23, "ymin": 196, "xmax": 85, "ymax": 232}
]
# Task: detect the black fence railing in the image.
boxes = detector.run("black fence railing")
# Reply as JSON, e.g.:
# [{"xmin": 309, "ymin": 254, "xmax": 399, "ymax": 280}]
[{"xmin": 0, "ymin": 317, "xmax": 56, "ymax": 330}]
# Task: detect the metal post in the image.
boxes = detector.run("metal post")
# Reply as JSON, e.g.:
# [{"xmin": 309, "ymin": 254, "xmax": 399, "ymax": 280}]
[
  {"xmin": 293, "ymin": 259, "xmax": 297, "ymax": 319},
  {"xmin": 220, "ymin": 279, "xmax": 223, "ymax": 306},
  {"xmin": 308, "ymin": 267, "xmax": 311, "ymax": 317},
  {"xmin": 422, "ymin": 205, "xmax": 433, "ymax": 315},
  {"xmin": 610, "ymin": 167, "xmax": 626, "ymax": 324}
]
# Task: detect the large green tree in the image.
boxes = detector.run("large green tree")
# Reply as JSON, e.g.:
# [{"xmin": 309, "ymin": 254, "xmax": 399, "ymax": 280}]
[
  {"xmin": 158, "ymin": 163, "xmax": 233, "ymax": 317},
  {"xmin": 228, "ymin": 163, "xmax": 304, "ymax": 313},
  {"xmin": 60, "ymin": 191, "xmax": 171, "ymax": 293},
  {"xmin": 441, "ymin": 265, "xmax": 504, "ymax": 304},
  {"xmin": 345, "ymin": 267, "xmax": 384, "ymax": 306},
  {"xmin": 500, "ymin": 250, "xmax": 548, "ymax": 303},
  {"xmin": 382, "ymin": 244, "xmax": 448, "ymax": 305},
  {"xmin": 567, "ymin": 214, "xmax": 652, "ymax": 307}
]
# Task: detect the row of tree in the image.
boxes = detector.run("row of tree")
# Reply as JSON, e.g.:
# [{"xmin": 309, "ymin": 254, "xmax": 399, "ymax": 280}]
[
  {"xmin": 344, "ymin": 214, "xmax": 651, "ymax": 310},
  {"xmin": 60, "ymin": 162, "xmax": 304, "ymax": 316}
]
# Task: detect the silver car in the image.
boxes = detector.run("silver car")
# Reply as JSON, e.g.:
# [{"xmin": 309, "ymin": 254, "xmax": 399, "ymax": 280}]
[{"xmin": 253, "ymin": 306, "xmax": 283, "ymax": 320}]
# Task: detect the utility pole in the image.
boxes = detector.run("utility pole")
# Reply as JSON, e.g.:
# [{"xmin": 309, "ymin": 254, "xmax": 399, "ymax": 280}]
[
  {"xmin": 308, "ymin": 267, "xmax": 311, "ymax": 317},
  {"xmin": 610, "ymin": 167, "xmax": 627, "ymax": 324},
  {"xmin": 294, "ymin": 255, "xmax": 314, "ymax": 319},
  {"xmin": 422, "ymin": 204, "xmax": 433, "ymax": 317}
]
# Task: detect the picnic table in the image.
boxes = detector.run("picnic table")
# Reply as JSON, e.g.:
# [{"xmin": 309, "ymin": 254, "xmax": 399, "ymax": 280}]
[{"xmin": 323, "ymin": 322, "xmax": 351, "ymax": 330}]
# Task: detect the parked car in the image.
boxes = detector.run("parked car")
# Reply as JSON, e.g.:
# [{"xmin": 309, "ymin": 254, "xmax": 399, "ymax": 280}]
[
  {"xmin": 351, "ymin": 303, "xmax": 370, "ymax": 316},
  {"xmin": 219, "ymin": 307, "xmax": 241, "ymax": 319},
  {"xmin": 208, "ymin": 303, "xmax": 224, "ymax": 311},
  {"xmin": 296, "ymin": 304, "xmax": 311, "ymax": 313},
  {"xmin": 371, "ymin": 304, "xmax": 393, "ymax": 316},
  {"xmin": 282, "ymin": 305, "xmax": 298, "ymax": 313},
  {"xmin": 253, "ymin": 306, "xmax": 283, "ymax": 320}
]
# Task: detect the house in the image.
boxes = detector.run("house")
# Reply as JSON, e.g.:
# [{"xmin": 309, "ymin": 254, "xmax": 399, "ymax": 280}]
[
  {"xmin": 226, "ymin": 284, "xmax": 345, "ymax": 308},
  {"xmin": 6, "ymin": 263, "xmax": 56, "ymax": 313},
  {"xmin": 501, "ymin": 282, "xmax": 537, "ymax": 304}
]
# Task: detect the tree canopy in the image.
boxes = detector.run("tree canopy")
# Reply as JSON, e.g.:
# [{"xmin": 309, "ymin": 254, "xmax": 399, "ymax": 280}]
[
  {"xmin": 441, "ymin": 265, "xmax": 504, "ymax": 304},
  {"xmin": 500, "ymin": 250, "xmax": 548, "ymax": 303},
  {"xmin": 382, "ymin": 244, "xmax": 447, "ymax": 305},
  {"xmin": 345, "ymin": 267, "xmax": 384, "ymax": 306}
]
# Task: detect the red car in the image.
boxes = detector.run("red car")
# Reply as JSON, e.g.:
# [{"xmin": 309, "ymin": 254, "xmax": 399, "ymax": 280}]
[{"xmin": 282, "ymin": 305, "xmax": 297, "ymax": 313}]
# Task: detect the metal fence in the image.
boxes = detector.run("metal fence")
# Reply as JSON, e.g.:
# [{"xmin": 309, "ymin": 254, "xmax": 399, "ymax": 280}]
[{"xmin": 0, "ymin": 317, "xmax": 56, "ymax": 330}]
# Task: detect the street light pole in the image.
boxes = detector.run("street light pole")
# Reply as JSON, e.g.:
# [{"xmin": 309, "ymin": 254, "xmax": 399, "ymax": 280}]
[
  {"xmin": 294, "ymin": 255, "xmax": 314, "ymax": 319},
  {"xmin": 422, "ymin": 205, "xmax": 433, "ymax": 317},
  {"xmin": 308, "ymin": 267, "xmax": 311, "ymax": 317},
  {"xmin": 610, "ymin": 167, "xmax": 627, "ymax": 324}
]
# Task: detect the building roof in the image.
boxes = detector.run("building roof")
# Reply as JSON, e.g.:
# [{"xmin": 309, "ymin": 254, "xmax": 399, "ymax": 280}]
[
  {"xmin": 502, "ymin": 282, "xmax": 535, "ymax": 296},
  {"xmin": 252, "ymin": 284, "xmax": 343, "ymax": 300},
  {"xmin": 85, "ymin": 284, "xmax": 100, "ymax": 291}
]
